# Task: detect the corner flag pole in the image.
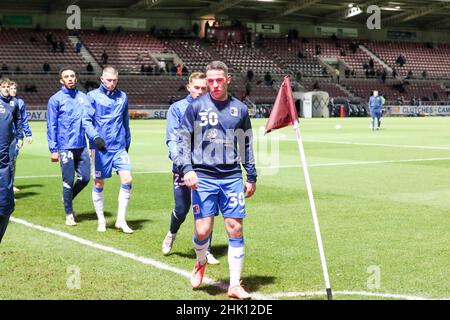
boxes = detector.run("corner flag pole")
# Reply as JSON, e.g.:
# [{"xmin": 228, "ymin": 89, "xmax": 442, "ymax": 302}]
[{"xmin": 293, "ymin": 120, "xmax": 333, "ymax": 300}]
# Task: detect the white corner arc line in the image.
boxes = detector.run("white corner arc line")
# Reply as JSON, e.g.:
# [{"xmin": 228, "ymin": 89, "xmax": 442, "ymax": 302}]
[
  {"xmin": 269, "ymin": 291, "xmax": 449, "ymax": 300},
  {"xmin": 10, "ymin": 217, "xmax": 447, "ymax": 300},
  {"xmin": 9, "ymin": 217, "xmax": 272, "ymax": 300},
  {"xmin": 299, "ymin": 139, "xmax": 450, "ymax": 151}
]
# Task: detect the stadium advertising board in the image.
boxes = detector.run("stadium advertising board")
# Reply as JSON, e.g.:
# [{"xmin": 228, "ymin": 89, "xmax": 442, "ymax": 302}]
[
  {"xmin": 26, "ymin": 110, "xmax": 169, "ymax": 120},
  {"xmin": 386, "ymin": 105, "xmax": 450, "ymax": 116}
]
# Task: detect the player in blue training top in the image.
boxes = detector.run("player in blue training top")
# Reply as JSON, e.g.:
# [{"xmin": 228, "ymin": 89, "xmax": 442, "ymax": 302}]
[
  {"xmin": 369, "ymin": 90, "xmax": 383, "ymax": 130},
  {"xmin": 9, "ymin": 81, "xmax": 33, "ymax": 193},
  {"xmin": 0, "ymin": 77, "xmax": 22, "ymax": 243},
  {"xmin": 162, "ymin": 72, "xmax": 219, "ymax": 265},
  {"xmin": 83, "ymin": 66, "xmax": 133, "ymax": 234},
  {"xmin": 46, "ymin": 68, "xmax": 91, "ymax": 226},
  {"xmin": 178, "ymin": 61, "xmax": 257, "ymax": 300}
]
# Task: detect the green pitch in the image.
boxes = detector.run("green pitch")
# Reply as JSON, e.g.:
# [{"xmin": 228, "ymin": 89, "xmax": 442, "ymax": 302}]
[{"xmin": 1, "ymin": 117, "xmax": 449, "ymax": 300}]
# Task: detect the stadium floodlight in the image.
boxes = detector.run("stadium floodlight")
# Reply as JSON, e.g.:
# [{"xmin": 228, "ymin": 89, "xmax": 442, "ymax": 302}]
[
  {"xmin": 345, "ymin": 5, "xmax": 362, "ymax": 18},
  {"xmin": 257, "ymin": 0, "xmax": 276, "ymax": 2}
]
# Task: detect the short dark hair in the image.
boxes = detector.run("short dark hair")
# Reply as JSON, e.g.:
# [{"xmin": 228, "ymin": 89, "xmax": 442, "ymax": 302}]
[
  {"xmin": 206, "ymin": 61, "xmax": 228, "ymax": 75},
  {"xmin": 59, "ymin": 67, "xmax": 76, "ymax": 78}
]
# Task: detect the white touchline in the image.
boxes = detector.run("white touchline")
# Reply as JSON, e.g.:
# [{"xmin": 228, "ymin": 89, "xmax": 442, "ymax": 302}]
[
  {"xmin": 9, "ymin": 217, "xmax": 447, "ymax": 300},
  {"xmin": 15, "ymin": 157, "xmax": 450, "ymax": 180},
  {"xmin": 293, "ymin": 139, "xmax": 450, "ymax": 151},
  {"xmin": 269, "ymin": 291, "xmax": 449, "ymax": 300},
  {"xmin": 9, "ymin": 217, "xmax": 272, "ymax": 300}
]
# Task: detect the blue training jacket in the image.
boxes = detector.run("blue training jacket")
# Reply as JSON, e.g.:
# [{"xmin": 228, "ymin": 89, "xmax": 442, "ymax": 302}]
[
  {"xmin": 178, "ymin": 93, "xmax": 257, "ymax": 183},
  {"xmin": 16, "ymin": 97, "xmax": 32, "ymax": 137},
  {"xmin": 0, "ymin": 94, "xmax": 22, "ymax": 166},
  {"xmin": 0, "ymin": 95, "xmax": 21, "ymax": 215},
  {"xmin": 83, "ymin": 84, "xmax": 131, "ymax": 152},
  {"xmin": 46, "ymin": 86, "xmax": 91, "ymax": 153},
  {"xmin": 369, "ymin": 95, "xmax": 383, "ymax": 111},
  {"xmin": 166, "ymin": 95, "xmax": 193, "ymax": 172}
]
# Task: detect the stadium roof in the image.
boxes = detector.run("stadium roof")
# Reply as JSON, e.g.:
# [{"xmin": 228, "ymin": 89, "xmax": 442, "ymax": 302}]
[{"xmin": 3, "ymin": 0, "xmax": 450, "ymax": 30}]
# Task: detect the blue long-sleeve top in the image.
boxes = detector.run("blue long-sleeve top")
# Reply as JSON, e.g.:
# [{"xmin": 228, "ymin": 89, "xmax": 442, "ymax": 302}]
[
  {"xmin": 0, "ymin": 94, "xmax": 23, "ymax": 141},
  {"xmin": 369, "ymin": 95, "xmax": 383, "ymax": 110},
  {"xmin": 15, "ymin": 97, "xmax": 32, "ymax": 137},
  {"xmin": 46, "ymin": 86, "xmax": 90, "ymax": 153},
  {"xmin": 166, "ymin": 95, "xmax": 193, "ymax": 172},
  {"xmin": 0, "ymin": 95, "xmax": 22, "ymax": 167},
  {"xmin": 178, "ymin": 93, "xmax": 257, "ymax": 183},
  {"xmin": 83, "ymin": 84, "xmax": 130, "ymax": 151}
]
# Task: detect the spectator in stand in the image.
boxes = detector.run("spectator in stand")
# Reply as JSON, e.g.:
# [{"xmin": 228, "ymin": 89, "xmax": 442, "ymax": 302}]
[
  {"xmin": 381, "ymin": 69, "xmax": 387, "ymax": 84},
  {"xmin": 313, "ymin": 81, "xmax": 320, "ymax": 90},
  {"xmin": 315, "ymin": 44, "xmax": 321, "ymax": 55},
  {"xmin": 432, "ymin": 91, "xmax": 438, "ymax": 101},
  {"xmin": 396, "ymin": 54, "xmax": 406, "ymax": 67},
  {"xmin": 264, "ymin": 72, "xmax": 272, "ymax": 86},
  {"xmin": 101, "ymin": 50, "xmax": 109, "ymax": 66},
  {"xmin": 75, "ymin": 41, "xmax": 82, "ymax": 54},
  {"xmin": 407, "ymin": 70, "xmax": 413, "ymax": 79},
  {"xmin": 182, "ymin": 65, "xmax": 188, "ymax": 76},
  {"xmin": 422, "ymin": 70, "xmax": 427, "ymax": 79},
  {"xmin": 177, "ymin": 64, "xmax": 182, "ymax": 77},
  {"xmin": 59, "ymin": 41, "xmax": 65, "ymax": 54},
  {"xmin": 43, "ymin": 62, "xmax": 51, "ymax": 73},
  {"xmin": 392, "ymin": 67, "xmax": 397, "ymax": 79},
  {"xmin": 369, "ymin": 58, "xmax": 374, "ymax": 69},
  {"xmin": 1, "ymin": 64, "xmax": 8, "ymax": 72},
  {"xmin": 246, "ymin": 69, "xmax": 254, "ymax": 82},
  {"xmin": 86, "ymin": 62, "xmax": 94, "ymax": 74}
]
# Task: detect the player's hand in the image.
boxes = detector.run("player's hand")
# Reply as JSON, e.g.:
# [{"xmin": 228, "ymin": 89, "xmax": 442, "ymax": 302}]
[
  {"xmin": 50, "ymin": 152, "xmax": 60, "ymax": 163},
  {"xmin": 183, "ymin": 171, "xmax": 198, "ymax": 190},
  {"xmin": 26, "ymin": 136, "xmax": 33, "ymax": 144},
  {"xmin": 94, "ymin": 137, "xmax": 106, "ymax": 151},
  {"xmin": 17, "ymin": 139, "xmax": 23, "ymax": 149},
  {"xmin": 244, "ymin": 181, "xmax": 256, "ymax": 198}
]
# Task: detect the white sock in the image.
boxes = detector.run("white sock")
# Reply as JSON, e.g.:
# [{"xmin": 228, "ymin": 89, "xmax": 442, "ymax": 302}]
[
  {"xmin": 228, "ymin": 237, "xmax": 245, "ymax": 287},
  {"xmin": 92, "ymin": 187, "xmax": 105, "ymax": 224},
  {"xmin": 117, "ymin": 184, "xmax": 131, "ymax": 223},
  {"xmin": 193, "ymin": 235, "xmax": 209, "ymax": 266}
]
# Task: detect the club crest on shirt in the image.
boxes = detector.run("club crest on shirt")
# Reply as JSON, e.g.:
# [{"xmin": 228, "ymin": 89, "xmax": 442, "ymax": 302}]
[
  {"xmin": 78, "ymin": 97, "xmax": 84, "ymax": 104},
  {"xmin": 206, "ymin": 128, "xmax": 218, "ymax": 141},
  {"xmin": 10, "ymin": 101, "xmax": 15, "ymax": 107},
  {"xmin": 230, "ymin": 106, "xmax": 238, "ymax": 117},
  {"xmin": 116, "ymin": 98, "xmax": 123, "ymax": 104}
]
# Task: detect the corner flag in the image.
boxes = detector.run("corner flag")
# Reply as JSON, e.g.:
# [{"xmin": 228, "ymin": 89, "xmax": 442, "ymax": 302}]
[
  {"xmin": 265, "ymin": 76, "xmax": 298, "ymax": 134},
  {"xmin": 265, "ymin": 76, "xmax": 333, "ymax": 300}
]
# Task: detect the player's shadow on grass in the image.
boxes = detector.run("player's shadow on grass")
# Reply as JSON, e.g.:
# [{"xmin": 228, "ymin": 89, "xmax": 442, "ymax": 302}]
[
  {"xmin": 14, "ymin": 191, "xmax": 39, "ymax": 199},
  {"xmin": 198, "ymin": 275, "xmax": 277, "ymax": 297},
  {"xmin": 75, "ymin": 211, "xmax": 115, "ymax": 223},
  {"xmin": 171, "ymin": 244, "xmax": 228, "ymax": 259},
  {"xmin": 121, "ymin": 219, "xmax": 151, "ymax": 231},
  {"xmin": 15, "ymin": 184, "xmax": 44, "ymax": 190}
]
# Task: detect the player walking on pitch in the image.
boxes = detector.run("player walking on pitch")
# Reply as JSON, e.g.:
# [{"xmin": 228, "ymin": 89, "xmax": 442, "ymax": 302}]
[
  {"xmin": 179, "ymin": 61, "xmax": 257, "ymax": 299},
  {"xmin": 162, "ymin": 72, "xmax": 219, "ymax": 265},
  {"xmin": 46, "ymin": 68, "xmax": 91, "ymax": 226},
  {"xmin": 0, "ymin": 77, "xmax": 22, "ymax": 242},
  {"xmin": 9, "ymin": 81, "xmax": 33, "ymax": 193},
  {"xmin": 83, "ymin": 66, "xmax": 133, "ymax": 233}
]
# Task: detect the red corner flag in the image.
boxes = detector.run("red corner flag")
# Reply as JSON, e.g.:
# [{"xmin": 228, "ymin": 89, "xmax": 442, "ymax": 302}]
[{"xmin": 265, "ymin": 76, "xmax": 299, "ymax": 134}]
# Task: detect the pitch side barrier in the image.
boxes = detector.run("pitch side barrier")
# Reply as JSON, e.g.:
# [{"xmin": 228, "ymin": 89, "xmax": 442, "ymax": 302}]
[
  {"xmin": 385, "ymin": 105, "xmax": 450, "ymax": 116},
  {"xmin": 25, "ymin": 108, "xmax": 169, "ymax": 121}
]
